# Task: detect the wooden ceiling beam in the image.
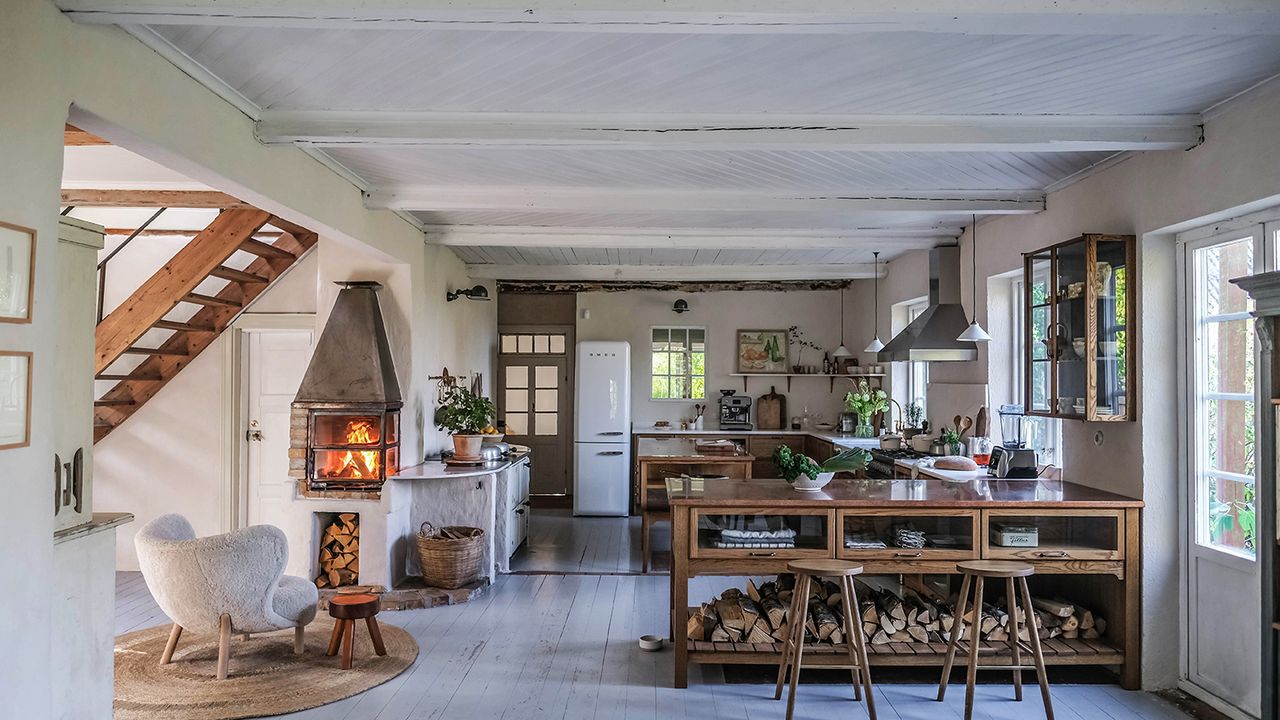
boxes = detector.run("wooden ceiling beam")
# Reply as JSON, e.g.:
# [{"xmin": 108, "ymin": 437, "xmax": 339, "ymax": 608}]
[
  {"xmin": 56, "ymin": 0, "xmax": 1280, "ymax": 35},
  {"xmin": 368, "ymin": 187, "xmax": 1044, "ymax": 215},
  {"xmin": 61, "ymin": 189, "xmax": 251, "ymax": 209},
  {"xmin": 430, "ymin": 228, "xmax": 949, "ymax": 250},
  {"xmin": 64, "ymin": 123, "xmax": 109, "ymax": 146},
  {"xmin": 258, "ymin": 111, "xmax": 1203, "ymax": 152},
  {"xmin": 104, "ymin": 228, "xmax": 283, "ymax": 237},
  {"xmin": 466, "ymin": 262, "xmax": 882, "ymax": 281}
]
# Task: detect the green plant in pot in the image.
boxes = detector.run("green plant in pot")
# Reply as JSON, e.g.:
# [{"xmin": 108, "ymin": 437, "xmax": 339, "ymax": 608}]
[
  {"xmin": 773, "ymin": 445, "xmax": 870, "ymax": 492},
  {"xmin": 844, "ymin": 380, "xmax": 889, "ymax": 438},
  {"xmin": 902, "ymin": 402, "xmax": 925, "ymax": 438},
  {"xmin": 435, "ymin": 386, "xmax": 496, "ymax": 459},
  {"xmin": 940, "ymin": 427, "xmax": 963, "ymax": 456}
]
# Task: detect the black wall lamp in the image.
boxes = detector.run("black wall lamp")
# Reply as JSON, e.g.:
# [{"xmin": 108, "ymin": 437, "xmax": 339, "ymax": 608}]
[
  {"xmin": 672, "ymin": 298, "xmax": 690, "ymax": 314},
  {"xmin": 446, "ymin": 284, "xmax": 491, "ymax": 302}
]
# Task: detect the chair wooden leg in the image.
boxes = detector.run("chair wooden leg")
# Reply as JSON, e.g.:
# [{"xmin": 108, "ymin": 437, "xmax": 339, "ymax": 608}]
[
  {"xmin": 1006, "ymin": 577, "xmax": 1024, "ymax": 701},
  {"xmin": 785, "ymin": 574, "xmax": 812, "ymax": 720},
  {"xmin": 216, "ymin": 614, "xmax": 232, "ymax": 680},
  {"xmin": 937, "ymin": 573, "xmax": 972, "ymax": 701},
  {"xmin": 844, "ymin": 576, "xmax": 877, "ymax": 719},
  {"xmin": 326, "ymin": 619, "xmax": 345, "ymax": 656},
  {"xmin": 963, "ymin": 576, "xmax": 984, "ymax": 720},
  {"xmin": 160, "ymin": 624, "xmax": 183, "ymax": 666},
  {"xmin": 774, "ymin": 576, "xmax": 804, "ymax": 700},
  {"xmin": 341, "ymin": 617, "xmax": 355, "ymax": 669},
  {"xmin": 294, "ymin": 625, "xmax": 306, "ymax": 655},
  {"xmin": 1019, "ymin": 577, "xmax": 1055, "ymax": 720},
  {"xmin": 366, "ymin": 616, "xmax": 387, "ymax": 656},
  {"xmin": 641, "ymin": 513, "xmax": 651, "ymax": 573}
]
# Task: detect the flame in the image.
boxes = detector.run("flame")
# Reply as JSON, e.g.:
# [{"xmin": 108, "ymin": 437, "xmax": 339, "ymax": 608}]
[{"xmin": 319, "ymin": 418, "xmax": 382, "ymax": 479}]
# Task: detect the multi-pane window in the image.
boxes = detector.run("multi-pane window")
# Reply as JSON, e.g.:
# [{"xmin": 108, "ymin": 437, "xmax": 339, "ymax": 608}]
[
  {"xmin": 500, "ymin": 332, "xmax": 567, "ymax": 355},
  {"xmin": 1011, "ymin": 278, "xmax": 1062, "ymax": 466},
  {"xmin": 905, "ymin": 301, "xmax": 929, "ymax": 417},
  {"xmin": 652, "ymin": 327, "xmax": 705, "ymax": 400},
  {"xmin": 1189, "ymin": 236, "xmax": 1257, "ymax": 557}
]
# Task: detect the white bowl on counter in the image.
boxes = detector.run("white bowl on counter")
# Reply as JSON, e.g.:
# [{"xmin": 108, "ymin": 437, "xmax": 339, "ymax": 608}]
[{"xmin": 790, "ymin": 471, "xmax": 834, "ymax": 492}]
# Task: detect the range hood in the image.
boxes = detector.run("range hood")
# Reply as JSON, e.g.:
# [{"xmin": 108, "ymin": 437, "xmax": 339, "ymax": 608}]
[
  {"xmin": 294, "ymin": 281, "xmax": 403, "ymax": 406},
  {"xmin": 877, "ymin": 246, "xmax": 978, "ymax": 363}
]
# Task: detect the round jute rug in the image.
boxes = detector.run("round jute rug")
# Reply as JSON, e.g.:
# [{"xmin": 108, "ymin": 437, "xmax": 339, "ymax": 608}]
[{"xmin": 114, "ymin": 618, "xmax": 418, "ymax": 720}]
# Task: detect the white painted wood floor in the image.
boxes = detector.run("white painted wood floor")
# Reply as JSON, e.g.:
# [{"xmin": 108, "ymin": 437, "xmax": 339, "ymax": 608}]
[{"xmin": 114, "ymin": 509, "xmax": 1195, "ymax": 720}]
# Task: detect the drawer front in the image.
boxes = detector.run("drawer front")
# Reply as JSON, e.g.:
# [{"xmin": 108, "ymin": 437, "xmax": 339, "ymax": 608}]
[
  {"xmin": 837, "ymin": 509, "xmax": 980, "ymax": 561},
  {"xmin": 982, "ymin": 509, "xmax": 1125, "ymax": 561},
  {"xmin": 690, "ymin": 508, "xmax": 835, "ymax": 559}
]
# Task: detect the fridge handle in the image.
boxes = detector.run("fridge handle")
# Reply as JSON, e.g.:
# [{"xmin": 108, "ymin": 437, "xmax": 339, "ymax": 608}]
[
  {"xmin": 597, "ymin": 450, "xmax": 624, "ymax": 456},
  {"xmin": 598, "ymin": 431, "xmax": 624, "ymax": 436}
]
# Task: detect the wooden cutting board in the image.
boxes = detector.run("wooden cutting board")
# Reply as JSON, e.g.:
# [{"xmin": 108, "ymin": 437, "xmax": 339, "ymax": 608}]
[{"xmin": 756, "ymin": 386, "xmax": 786, "ymax": 430}]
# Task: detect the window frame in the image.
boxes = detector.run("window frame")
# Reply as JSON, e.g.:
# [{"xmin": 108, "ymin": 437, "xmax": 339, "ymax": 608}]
[
  {"xmin": 904, "ymin": 300, "xmax": 929, "ymax": 416},
  {"xmin": 650, "ymin": 325, "xmax": 707, "ymax": 401}
]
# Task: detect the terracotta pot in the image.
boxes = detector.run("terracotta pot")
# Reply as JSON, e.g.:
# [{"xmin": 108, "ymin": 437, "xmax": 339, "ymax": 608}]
[{"xmin": 452, "ymin": 434, "xmax": 483, "ymax": 458}]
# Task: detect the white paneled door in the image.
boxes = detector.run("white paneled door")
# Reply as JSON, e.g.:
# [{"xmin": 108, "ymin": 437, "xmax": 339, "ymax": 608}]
[
  {"xmin": 1179, "ymin": 224, "xmax": 1270, "ymax": 718},
  {"xmin": 246, "ymin": 329, "xmax": 314, "ymax": 527}
]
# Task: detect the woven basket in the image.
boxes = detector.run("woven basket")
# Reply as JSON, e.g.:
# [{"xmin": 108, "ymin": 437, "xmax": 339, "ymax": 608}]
[{"xmin": 415, "ymin": 522, "xmax": 485, "ymax": 589}]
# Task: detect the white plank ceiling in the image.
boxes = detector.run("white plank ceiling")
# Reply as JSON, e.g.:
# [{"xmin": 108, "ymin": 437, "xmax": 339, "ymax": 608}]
[{"xmin": 57, "ymin": 1, "xmax": 1280, "ymax": 280}]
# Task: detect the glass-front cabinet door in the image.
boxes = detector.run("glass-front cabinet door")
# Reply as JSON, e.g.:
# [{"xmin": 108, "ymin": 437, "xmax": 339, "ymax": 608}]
[{"xmin": 1024, "ymin": 234, "xmax": 1135, "ymax": 421}]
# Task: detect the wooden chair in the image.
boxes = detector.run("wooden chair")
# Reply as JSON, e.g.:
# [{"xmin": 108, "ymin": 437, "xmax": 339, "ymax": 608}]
[
  {"xmin": 937, "ymin": 560, "xmax": 1054, "ymax": 720},
  {"xmin": 773, "ymin": 559, "xmax": 876, "ymax": 720}
]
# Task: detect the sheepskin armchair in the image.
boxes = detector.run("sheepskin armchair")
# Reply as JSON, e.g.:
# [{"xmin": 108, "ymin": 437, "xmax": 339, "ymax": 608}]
[{"xmin": 135, "ymin": 513, "xmax": 319, "ymax": 679}]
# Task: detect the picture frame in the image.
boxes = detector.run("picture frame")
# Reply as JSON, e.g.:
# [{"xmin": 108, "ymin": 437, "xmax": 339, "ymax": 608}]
[
  {"xmin": 0, "ymin": 221, "xmax": 35, "ymax": 323},
  {"xmin": 736, "ymin": 329, "xmax": 789, "ymax": 374},
  {"xmin": 0, "ymin": 351, "xmax": 32, "ymax": 450}
]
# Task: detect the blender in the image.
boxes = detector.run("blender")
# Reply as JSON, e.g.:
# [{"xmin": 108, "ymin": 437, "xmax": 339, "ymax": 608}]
[
  {"xmin": 997, "ymin": 404, "xmax": 1026, "ymax": 448},
  {"xmin": 989, "ymin": 404, "xmax": 1039, "ymax": 478}
]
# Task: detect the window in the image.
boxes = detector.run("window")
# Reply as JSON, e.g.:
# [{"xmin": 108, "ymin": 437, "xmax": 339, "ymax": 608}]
[
  {"xmin": 1010, "ymin": 277, "xmax": 1063, "ymax": 467},
  {"xmin": 652, "ymin": 327, "xmax": 705, "ymax": 400},
  {"xmin": 1187, "ymin": 233, "xmax": 1258, "ymax": 557},
  {"xmin": 500, "ymin": 332, "xmax": 567, "ymax": 355},
  {"xmin": 904, "ymin": 301, "xmax": 929, "ymax": 417}
]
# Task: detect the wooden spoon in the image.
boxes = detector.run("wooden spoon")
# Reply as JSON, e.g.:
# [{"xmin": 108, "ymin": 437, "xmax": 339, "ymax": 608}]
[
  {"xmin": 953, "ymin": 415, "xmax": 963, "ymax": 433},
  {"xmin": 975, "ymin": 406, "xmax": 989, "ymax": 438},
  {"xmin": 959, "ymin": 416, "xmax": 974, "ymax": 439}
]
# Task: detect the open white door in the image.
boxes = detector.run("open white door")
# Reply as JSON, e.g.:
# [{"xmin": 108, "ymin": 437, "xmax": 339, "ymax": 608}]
[{"xmin": 245, "ymin": 328, "xmax": 314, "ymax": 527}]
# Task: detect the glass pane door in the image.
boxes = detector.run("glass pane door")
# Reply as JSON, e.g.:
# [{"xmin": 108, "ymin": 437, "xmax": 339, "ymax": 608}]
[
  {"xmin": 1054, "ymin": 242, "xmax": 1088, "ymax": 416},
  {"xmin": 1026, "ymin": 253, "xmax": 1054, "ymax": 414},
  {"xmin": 1093, "ymin": 237, "xmax": 1130, "ymax": 418}
]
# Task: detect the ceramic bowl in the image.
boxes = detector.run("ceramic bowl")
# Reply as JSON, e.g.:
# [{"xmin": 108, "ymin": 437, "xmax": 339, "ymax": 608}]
[
  {"xmin": 638, "ymin": 635, "xmax": 664, "ymax": 651},
  {"xmin": 791, "ymin": 471, "xmax": 834, "ymax": 492},
  {"xmin": 481, "ymin": 433, "xmax": 505, "ymax": 444}
]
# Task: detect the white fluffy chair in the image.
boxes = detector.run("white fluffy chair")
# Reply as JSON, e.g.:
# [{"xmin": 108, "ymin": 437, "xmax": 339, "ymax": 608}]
[{"xmin": 135, "ymin": 514, "xmax": 319, "ymax": 679}]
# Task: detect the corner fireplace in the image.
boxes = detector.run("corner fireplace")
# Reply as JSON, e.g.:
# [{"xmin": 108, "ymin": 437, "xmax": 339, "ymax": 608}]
[{"xmin": 289, "ymin": 281, "xmax": 403, "ymax": 493}]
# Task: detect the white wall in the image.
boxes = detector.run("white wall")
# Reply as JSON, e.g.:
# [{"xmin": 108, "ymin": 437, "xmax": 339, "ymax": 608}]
[
  {"xmin": 862, "ymin": 80, "xmax": 1280, "ymax": 689},
  {"xmin": 576, "ymin": 289, "xmax": 856, "ymax": 428}
]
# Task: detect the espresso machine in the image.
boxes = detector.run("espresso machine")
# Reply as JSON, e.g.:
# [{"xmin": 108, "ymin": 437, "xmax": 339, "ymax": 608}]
[{"xmin": 718, "ymin": 391, "xmax": 753, "ymax": 430}]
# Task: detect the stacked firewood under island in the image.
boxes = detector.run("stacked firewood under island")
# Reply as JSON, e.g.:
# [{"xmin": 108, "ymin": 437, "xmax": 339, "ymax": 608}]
[{"xmin": 688, "ymin": 574, "xmax": 1107, "ymax": 648}]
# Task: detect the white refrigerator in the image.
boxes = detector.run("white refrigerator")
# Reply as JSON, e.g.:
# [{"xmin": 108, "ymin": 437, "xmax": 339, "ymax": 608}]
[{"xmin": 574, "ymin": 341, "xmax": 631, "ymax": 516}]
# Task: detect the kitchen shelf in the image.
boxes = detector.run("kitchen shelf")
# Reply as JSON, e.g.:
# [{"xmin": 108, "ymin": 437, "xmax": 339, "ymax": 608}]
[{"xmin": 728, "ymin": 372, "xmax": 885, "ymax": 392}]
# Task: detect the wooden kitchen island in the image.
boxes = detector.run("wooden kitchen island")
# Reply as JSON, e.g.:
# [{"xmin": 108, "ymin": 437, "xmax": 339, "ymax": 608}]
[{"xmin": 668, "ymin": 476, "xmax": 1142, "ymax": 689}]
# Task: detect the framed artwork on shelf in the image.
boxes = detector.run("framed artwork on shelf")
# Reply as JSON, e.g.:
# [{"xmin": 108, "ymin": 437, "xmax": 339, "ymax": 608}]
[
  {"xmin": 0, "ymin": 351, "xmax": 32, "ymax": 450},
  {"xmin": 0, "ymin": 222, "xmax": 35, "ymax": 323},
  {"xmin": 736, "ymin": 329, "xmax": 789, "ymax": 374}
]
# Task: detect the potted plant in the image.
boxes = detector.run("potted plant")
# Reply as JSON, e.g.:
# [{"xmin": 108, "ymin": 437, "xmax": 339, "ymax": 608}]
[
  {"xmin": 435, "ymin": 385, "xmax": 496, "ymax": 459},
  {"xmin": 773, "ymin": 445, "xmax": 870, "ymax": 492},
  {"xmin": 940, "ymin": 427, "xmax": 963, "ymax": 456},
  {"xmin": 902, "ymin": 402, "xmax": 925, "ymax": 438},
  {"xmin": 844, "ymin": 380, "xmax": 889, "ymax": 438}
]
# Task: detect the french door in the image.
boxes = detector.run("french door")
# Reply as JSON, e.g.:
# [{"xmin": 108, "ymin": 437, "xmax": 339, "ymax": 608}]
[
  {"xmin": 497, "ymin": 327, "xmax": 573, "ymax": 497},
  {"xmin": 1179, "ymin": 222, "xmax": 1273, "ymax": 718}
]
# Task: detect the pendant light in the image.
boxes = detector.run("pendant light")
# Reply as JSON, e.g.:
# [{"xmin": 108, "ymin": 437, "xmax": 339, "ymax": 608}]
[
  {"xmin": 831, "ymin": 285, "xmax": 852, "ymax": 359},
  {"xmin": 958, "ymin": 214, "xmax": 993, "ymax": 343},
  {"xmin": 864, "ymin": 251, "xmax": 885, "ymax": 353}
]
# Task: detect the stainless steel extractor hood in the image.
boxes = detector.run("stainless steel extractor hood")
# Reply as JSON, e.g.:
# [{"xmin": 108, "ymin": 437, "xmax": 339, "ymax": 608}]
[
  {"xmin": 877, "ymin": 246, "xmax": 978, "ymax": 363},
  {"xmin": 294, "ymin": 281, "xmax": 403, "ymax": 406}
]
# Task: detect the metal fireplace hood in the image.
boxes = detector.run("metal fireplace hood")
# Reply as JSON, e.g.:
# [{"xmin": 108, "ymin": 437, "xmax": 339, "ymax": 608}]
[
  {"xmin": 294, "ymin": 281, "xmax": 403, "ymax": 406},
  {"xmin": 877, "ymin": 246, "xmax": 978, "ymax": 363}
]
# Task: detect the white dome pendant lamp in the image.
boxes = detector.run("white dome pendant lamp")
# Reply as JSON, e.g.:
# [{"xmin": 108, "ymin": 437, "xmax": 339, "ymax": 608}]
[
  {"xmin": 958, "ymin": 214, "xmax": 992, "ymax": 343},
  {"xmin": 864, "ymin": 251, "xmax": 885, "ymax": 353}
]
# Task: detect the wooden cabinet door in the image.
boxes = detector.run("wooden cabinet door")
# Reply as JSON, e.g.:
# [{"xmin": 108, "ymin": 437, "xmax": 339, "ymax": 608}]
[{"xmin": 747, "ymin": 435, "xmax": 804, "ymax": 478}]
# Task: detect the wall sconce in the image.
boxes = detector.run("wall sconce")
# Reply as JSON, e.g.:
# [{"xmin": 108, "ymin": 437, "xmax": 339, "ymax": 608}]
[
  {"xmin": 446, "ymin": 284, "xmax": 490, "ymax": 302},
  {"xmin": 672, "ymin": 298, "xmax": 690, "ymax": 314}
]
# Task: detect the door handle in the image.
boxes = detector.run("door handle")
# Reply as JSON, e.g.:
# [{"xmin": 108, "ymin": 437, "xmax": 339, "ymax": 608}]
[
  {"xmin": 246, "ymin": 430, "xmax": 263, "ymax": 442},
  {"xmin": 598, "ymin": 450, "xmax": 624, "ymax": 456}
]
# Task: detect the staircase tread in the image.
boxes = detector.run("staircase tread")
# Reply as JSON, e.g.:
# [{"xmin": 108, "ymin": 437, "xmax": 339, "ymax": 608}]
[
  {"xmin": 95, "ymin": 373, "xmax": 162, "ymax": 381},
  {"xmin": 124, "ymin": 346, "xmax": 190, "ymax": 356},
  {"xmin": 210, "ymin": 265, "xmax": 269, "ymax": 284},
  {"xmin": 153, "ymin": 319, "xmax": 216, "ymax": 332},
  {"xmin": 182, "ymin": 292, "xmax": 242, "ymax": 308},
  {"xmin": 94, "ymin": 399, "xmax": 137, "ymax": 407},
  {"xmin": 240, "ymin": 237, "xmax": 296, "ymax": 259}
]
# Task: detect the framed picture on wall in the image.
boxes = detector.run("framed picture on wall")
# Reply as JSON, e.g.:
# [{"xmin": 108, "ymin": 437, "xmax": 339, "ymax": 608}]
[
  {"xmin": 0, "ymin": 222, "xmax": 35, "ymax": 323},
  {"xmin": 736, "ymin": 329, "xmax": 789, "ymax": 374},
  {"xmin": 0, "ymin": 351, "xmax": 32, "ymax": 450}
]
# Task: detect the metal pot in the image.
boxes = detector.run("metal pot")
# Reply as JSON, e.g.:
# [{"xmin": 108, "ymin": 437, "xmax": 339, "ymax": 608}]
[
  {"xmin": 910, "ymin": 434, "xmax": 935, "ymax": 453},
  {"xmin": 879, "ymin": 434, "xmax": 902, "ymax": 451}
]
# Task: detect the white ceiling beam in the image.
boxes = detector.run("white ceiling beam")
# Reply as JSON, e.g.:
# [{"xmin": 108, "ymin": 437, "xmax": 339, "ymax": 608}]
[
  {"xmin": 467, "ymin": 263, "xmax": 881, "ymax": 281},
  {"xmin": 259, "ymin": 111, "xmax": 1203, "ymax": 152},
  {"xmin": 58, "ymin": 0, "xmax": 1280, "ymax": 35},
  {"xmin": 367, "ymin": 187, "xmax": 1044, "ymax": 215},
  {"xmin": 429, "ymin": 227, "xmax": 950, "ymax": 250}
]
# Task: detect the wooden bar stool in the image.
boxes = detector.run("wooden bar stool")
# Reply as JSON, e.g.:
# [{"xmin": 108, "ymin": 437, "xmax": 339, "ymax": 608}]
[
  {"xmin": 773, "ymin": 559, "xmax": 876, "ymax": 720},
  {"xmin": 326, "ymin": 593, "xmax": 387, "ymax": 670},
  {"xmin": 937, "ymin": 560, "xmax": 1053, "ymax": 720}
]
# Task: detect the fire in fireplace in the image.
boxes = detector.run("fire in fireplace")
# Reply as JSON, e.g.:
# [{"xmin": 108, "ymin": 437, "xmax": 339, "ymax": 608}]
[{"xmin": 290, "ymin": 281, "xmax": 403, "ymax": 492}]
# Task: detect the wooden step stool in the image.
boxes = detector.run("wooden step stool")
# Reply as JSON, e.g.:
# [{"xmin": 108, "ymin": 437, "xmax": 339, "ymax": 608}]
[{"xmin": 326, "ymin": 593, "xmax": 387, "ymax": 670}]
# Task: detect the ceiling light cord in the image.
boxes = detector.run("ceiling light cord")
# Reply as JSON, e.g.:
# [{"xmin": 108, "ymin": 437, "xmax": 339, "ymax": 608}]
[
  {"xmin": 864, "ymin": 251, "xmax": 885, "ymax": 353},
  {"xmin": 958, "ymin": 214, "xmax": 992, "ymax": 343}
]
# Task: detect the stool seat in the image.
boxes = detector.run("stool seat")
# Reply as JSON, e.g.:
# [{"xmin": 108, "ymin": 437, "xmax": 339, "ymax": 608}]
[
  {"xmin": 955, "ymin": 560, "xmax": 1034, "ymax": 578},
  {"xmin": 785, "ymin": 559, "xmax": 865, "ymax": 577}
]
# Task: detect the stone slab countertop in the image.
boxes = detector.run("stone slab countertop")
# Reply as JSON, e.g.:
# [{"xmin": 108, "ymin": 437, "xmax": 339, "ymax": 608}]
[
  {"xmin": 636, "ymin": 437, "xmax": 754, "ymax": 461},
  {"xmin": 664, "ymin": 477, "xmax": 1141, "ymax": 508},
  {"xmin": 633, "ymin": 425, "xmax": 880, "ymax": 450},
  {"xmin": 392, "ymin": 452, "xmax": 528, "ymax": 481}
]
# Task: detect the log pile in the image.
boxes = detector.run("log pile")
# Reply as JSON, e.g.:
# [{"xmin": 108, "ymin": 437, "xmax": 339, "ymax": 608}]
[
  {"xmin": 687, "ymin": 574, "xmax": 1107, "ymax": 646},
  {"xmin": 315, "ymin": 513, "xmax": 360, "ymax": 588}
]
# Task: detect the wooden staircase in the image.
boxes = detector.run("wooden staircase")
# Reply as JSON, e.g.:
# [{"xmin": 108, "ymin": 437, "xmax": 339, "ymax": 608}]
[{"xmin": 93, "ymin": 209, "xmax": 317, "ymax": 442}]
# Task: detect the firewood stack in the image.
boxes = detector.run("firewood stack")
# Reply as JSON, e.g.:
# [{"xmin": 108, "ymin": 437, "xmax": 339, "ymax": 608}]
[
  {"xmin": 315, "ymin": 513, "xmax": 360, "ymax": 588},
  {"xmin": 687, "ymin": 574, "xmax": 1107, "ymax": 646}
]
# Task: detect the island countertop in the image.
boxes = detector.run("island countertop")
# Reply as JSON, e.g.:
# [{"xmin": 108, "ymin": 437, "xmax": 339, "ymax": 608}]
[
  {"xmin": 665, "ymin": 476, "xmax": 1141, "ymax": 508},
  {"xmin": 636, "ymin": 437, "xmax": 754, "ymax": 462}
]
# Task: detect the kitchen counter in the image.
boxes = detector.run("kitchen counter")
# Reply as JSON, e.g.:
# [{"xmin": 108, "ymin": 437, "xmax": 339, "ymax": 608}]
[
  {"xmin": 392, "ymin": 452, "xmax": 529, "ymax": 481},
  {"xmin": 634, "ymin": 425, "xmax": 880, "ymax": 450},
  {"xmin": 636, "ymin": 437, "xmax": 753, "ymax": 461}
]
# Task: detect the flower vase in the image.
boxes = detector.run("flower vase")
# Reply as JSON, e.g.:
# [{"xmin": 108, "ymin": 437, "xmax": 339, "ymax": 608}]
[{"xmin": 853, "ymin": 414, "xmax": 875, "ymax": 438}]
